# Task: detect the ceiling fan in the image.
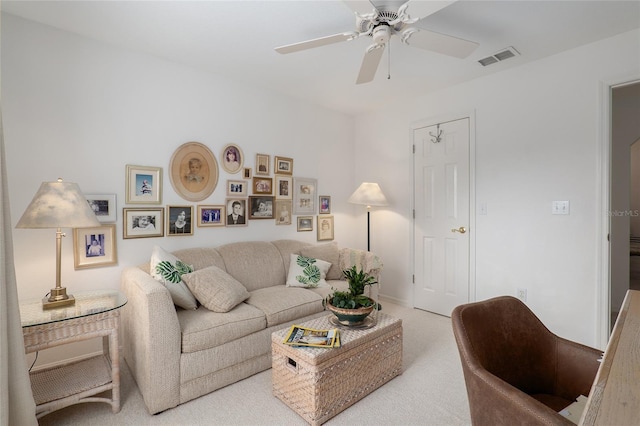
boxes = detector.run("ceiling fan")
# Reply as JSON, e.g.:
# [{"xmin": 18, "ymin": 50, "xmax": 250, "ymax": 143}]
[{"xmin": 275, "ymin": 0, "xmax": 479, "ymax": 85}]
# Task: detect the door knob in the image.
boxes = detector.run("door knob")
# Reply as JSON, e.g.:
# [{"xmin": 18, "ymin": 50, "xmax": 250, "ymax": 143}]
[{"xmin": 451, "ymin": 227, "xmax": 467, "ymax": 234}]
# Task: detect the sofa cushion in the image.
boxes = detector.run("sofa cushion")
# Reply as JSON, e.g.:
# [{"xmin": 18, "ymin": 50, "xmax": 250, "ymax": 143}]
[
  {"xmin": 172, "ymin": 247, "xmax": 226, "ymax": 271},
  {"xmin": 299, "ymin": 242, "xmax": 342, "ymax": 280},
  {"xmin": 177, "ymin": 303, "xmax": 266, "ymax": 353},
  {"xmin": 271, "ymin": 239, "xmax": 313, "ymax": 277},
  {"xmin": 182, "ymin": 266, "xmax": 250, "ymax": 313},
  {"xmin": 150, "ymin": 245, "xmax": 197, "ymax": 310},
  {"xmin": 286, "ymin": 254, "xmax": 330, "ymax": 288},
  {"xmin": 216, "ymin": 241, "xmax": 286, "ymax": 291},
  {"xmin": 245, "ymin": 286, "xmax": 324, "ymax": 327}
]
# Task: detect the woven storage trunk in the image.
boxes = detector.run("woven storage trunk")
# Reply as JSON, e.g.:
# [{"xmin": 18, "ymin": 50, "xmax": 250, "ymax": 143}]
[{"xmin": 271, "ymin": 313, "xmax": 402, "ymax": 425}]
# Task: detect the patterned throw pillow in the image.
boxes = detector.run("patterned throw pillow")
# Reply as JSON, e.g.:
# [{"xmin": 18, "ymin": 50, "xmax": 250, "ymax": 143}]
[
  {"xmin": 150, "ymin": 246, "xmax": 198, "ymax": 310},
  {"xmin": 286, "ymin": 254, "xmax": 331, "ymax": 288}
]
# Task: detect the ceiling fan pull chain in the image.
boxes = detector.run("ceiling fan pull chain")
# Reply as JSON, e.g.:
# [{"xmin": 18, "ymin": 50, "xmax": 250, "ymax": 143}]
[{"xmin": 387, "ymin": 40, "xmax": 391, "ymax": 80}]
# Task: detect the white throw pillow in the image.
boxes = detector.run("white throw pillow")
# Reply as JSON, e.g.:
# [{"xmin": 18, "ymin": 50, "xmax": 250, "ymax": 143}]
[
  {"xmin": 286, "ymin": 253, "xmax": 331, "ymax": 288},
  {"xmin": 182, "ymin": 266, "xmax": 250, "ymax": 313},
  {"xmin": 150, "ymin": 245, "xmax": 198, "ymax": 310}
]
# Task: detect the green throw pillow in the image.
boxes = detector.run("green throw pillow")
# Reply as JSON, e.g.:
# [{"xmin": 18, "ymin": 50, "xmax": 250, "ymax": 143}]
[{"xmin": 286, "ymin": 254, "xmax": 331, "ymax": 288}]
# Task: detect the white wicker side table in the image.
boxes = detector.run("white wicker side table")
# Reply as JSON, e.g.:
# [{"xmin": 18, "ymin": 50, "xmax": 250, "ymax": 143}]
[{"xmin": 19, "ymin": 289, "xmax": 127, "ymax": 418}]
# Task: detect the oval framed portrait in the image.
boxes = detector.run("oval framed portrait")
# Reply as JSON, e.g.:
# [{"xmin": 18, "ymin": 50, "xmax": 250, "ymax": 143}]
[
  {"xmin": 221, "ymin": 143, "xmax": 244, "ymax": 174},
  {"xmin": 169, "ymin": 141, "xmax": 219, "ymax": 202}
]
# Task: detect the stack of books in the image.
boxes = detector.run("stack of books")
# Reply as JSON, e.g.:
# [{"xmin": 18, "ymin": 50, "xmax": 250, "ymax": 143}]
[{"xmin": 283, "ymin": 324, "xmax": 341, "ymax": 348}]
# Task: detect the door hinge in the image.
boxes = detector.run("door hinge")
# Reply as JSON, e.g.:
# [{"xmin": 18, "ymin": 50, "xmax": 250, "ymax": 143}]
[
  {"xmin": 412, "ymin": 274, "xmax": 415, "ymax": 284},
  {"xmin": 413, "ymin": 209, "xmax": 415, "ymax": 219},
  {"xmin": 412, "ymin": 144, "xmax": 415, "ymax": 154}
]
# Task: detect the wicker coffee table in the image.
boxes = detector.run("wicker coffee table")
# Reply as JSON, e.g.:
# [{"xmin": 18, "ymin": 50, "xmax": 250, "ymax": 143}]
[{"xmin": 271, "ymin": 312, "xmax": 402, "ymax": 425}]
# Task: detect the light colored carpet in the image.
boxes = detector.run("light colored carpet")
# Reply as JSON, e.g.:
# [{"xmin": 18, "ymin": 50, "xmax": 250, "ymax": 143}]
[{"xmin": 38, "ymin": 301, "xmax": 472, "ymax": 426}]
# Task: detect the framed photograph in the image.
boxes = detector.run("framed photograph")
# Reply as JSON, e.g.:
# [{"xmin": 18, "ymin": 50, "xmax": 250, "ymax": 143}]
[
  {"xmin": 226, "ymin": 198, "xmax": 248, "ymax": 226},
  {"xmin": 275, "ymin": 176, "xmax": 292, "ymax": 200},
  {"xmin": 73, "ymin": 224, "xmax": 117, "ymax": 269},
  {"xmin": 317, "ymin": 215, "xmax": 334, "ymax": 241},
  {"xmin": 125, "ymin": 165, "xmax": 162, "ymax": 204},
  {"xmin": 169, "ymin": 141, "xmax": 218, "ymax": 202},
  {"xmin": 227, "ymin": 179, "xmax": 247, "ymax": 196},
  {"xmin": 252, "ymin": 177, "xmax": 273, "ymax": 194},
  {"xmin": 297, "ymin": 216, "xmax": 314, "ymax": 232},
  {"xmin": 198, "ymin": 205, "xmax": 225, "ymax": 227},
  {"xmin": 274, "ymin": 156, "xmax": 293, "ymax": 175},
  {"xmin": 243, "ymin": 167, "xmax": 252, "ymax": 179},
  {"xmin": 167, "ymin": 205, "xmax": 194, "ymax": 236},
  {"xmin": 293, "ymin": 177, "xmax": 317, "ymax": 215},
  {"xmin": 85, "ymin": 194, "xmax": 117, "ymax": 222},
  {"xmin": 255, "ymin": 153, "xmax": 270, "ymax": 176},
  {"xmin": 275, "ymin": 200, "xmax": 292, "ymax": 225},
  {"xmin": 221, "ymin": 143, "xmax": 244, "ymax": 174},
  {"xmin": 123, "ymin": 208, "xmax": 164, "ymax": 239},
  {"xmin": 249, "ymin": 196, "xmax": 274, "ymax": 219},
  {"xmin": 319, "ymin": 195, "xmax": 331, "ymax": 214}
]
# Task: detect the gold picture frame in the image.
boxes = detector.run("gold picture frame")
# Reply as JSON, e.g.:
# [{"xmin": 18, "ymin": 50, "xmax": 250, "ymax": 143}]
[
  {"xmin": 73, "ymin": 224, "xmax": 118, "ymax": 269},
  {"xmin": 297, "ymin": 216, "xmax": 313, "ymax": 232},
  {"xmin": 252, "ymin": 177, "xmax": 273, "ymax": 194},
  {"xmin": 255, "ymin": 153, "xmax": 270, "ymax": 176},
  {"xmin": 123, "ymin": 207, "xmax": 164, "ymax": 239},
  {"xmin": 275, "ymin": 176, "xmax": 292, "ymax": 200},
  {"xmin": 221, "ymin": 143, "xmax": 244, "ymax": 174},
  {"xmin": 275, "ymin": 200, "xmax": 292, "ymax": 225},
  {"xmin": 169, "ymin": 141, "xmax": 218, "ymax": 202},
  {"xmin": 167, "ymin": 205, "xmax": 194, "ymax": 236},
  {"xmin": 197, "ymin": 205, "xmax": 225, "ymax": 227},
  {"xmin": 125, "ymin": 165, "xmax": 162, "ymax": 204},
  {"xmin": 317, "ymin": 215, "xmax": 334, "ymax": 241},
  {"xmin": 274, "ymin": 156, "xmax": 293, "ymax": 175}
]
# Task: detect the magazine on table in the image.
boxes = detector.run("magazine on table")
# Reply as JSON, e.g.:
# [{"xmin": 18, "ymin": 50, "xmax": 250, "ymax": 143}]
[{"xmin": 283, "ymin": 324, "xmax": 341, "ymax": 348}]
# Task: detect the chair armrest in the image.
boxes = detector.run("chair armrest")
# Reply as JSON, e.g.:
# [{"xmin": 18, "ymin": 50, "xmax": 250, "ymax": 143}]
[
  {"xmin": 120, "ymin": 266, "xmax": 182, "ymax": 414},
  {"xmin": 465, "ymin": 368, "xmax": 575, "ymax": 426},
  {"xmin": 555, "ymin": 337, "xmax": 602, "ymax": 401}
]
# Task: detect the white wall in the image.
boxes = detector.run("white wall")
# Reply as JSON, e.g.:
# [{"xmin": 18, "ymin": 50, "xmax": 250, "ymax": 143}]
[
  {"xmin": 1, "ymin": 15, "xmax": 361, "ymax": 323},
  {"xmin": 354, "ymin": 29, "xmax": 640, "ymax": 347}
]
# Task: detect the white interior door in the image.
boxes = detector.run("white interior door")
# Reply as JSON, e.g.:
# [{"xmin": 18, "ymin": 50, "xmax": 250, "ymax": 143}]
[{"xmin": 413, "ymin": 118, "xmax": 470, "ymax": 316}]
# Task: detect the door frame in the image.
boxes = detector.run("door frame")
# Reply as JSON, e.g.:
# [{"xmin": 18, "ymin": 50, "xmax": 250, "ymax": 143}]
[
  {"xmin": 598, "ymin": 74, "xmax": 640, "ymax": 348},
  {"xmin": 411, "ymin": 110, "xmax": 477, "ymax": 308}
]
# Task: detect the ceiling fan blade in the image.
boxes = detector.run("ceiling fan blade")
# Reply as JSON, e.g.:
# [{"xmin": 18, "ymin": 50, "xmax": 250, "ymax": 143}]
[
  {"xmin": 343, "ymin": 0, "xmax": 376, "ymax": 15},
  {"xmin": 275, "ymin": 32, "xmax": 358, "ymax": 54},
  {"xmin": 402, "ymin": 0, "xmax": 457, "ymax": 20},
  {"xmin": 401, "ymin": 27, "xmax": 478, "ymax": 58},
  {"xmin": 356, "ymin": 43, "xmax": 385, "ymax": 85}
]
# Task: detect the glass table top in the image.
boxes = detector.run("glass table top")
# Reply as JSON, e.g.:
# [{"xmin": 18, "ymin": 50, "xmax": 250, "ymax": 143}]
[{"xmin": 20, "ymin": 289, "xmax": 127, "ymax": 328}]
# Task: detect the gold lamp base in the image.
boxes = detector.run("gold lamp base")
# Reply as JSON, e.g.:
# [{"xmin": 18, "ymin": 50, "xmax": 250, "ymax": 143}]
[{"xmin": 42, "ymin": 287, "xmax": 75, "ymax": 310}]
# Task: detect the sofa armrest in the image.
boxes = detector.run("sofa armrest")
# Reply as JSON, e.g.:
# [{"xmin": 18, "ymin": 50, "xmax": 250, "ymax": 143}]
[
  {"xmin": 338, "ymin": 247, "xmax": 383, "ymax": 280},
  {"xmin": 121, "ymin": 266, "xmax": 181, "ymax": 414}
]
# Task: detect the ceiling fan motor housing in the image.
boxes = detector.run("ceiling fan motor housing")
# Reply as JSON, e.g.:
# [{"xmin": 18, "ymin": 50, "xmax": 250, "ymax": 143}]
[{"xmin": 372, "ymin": 24, "xmax": 391, "ymax": 45}]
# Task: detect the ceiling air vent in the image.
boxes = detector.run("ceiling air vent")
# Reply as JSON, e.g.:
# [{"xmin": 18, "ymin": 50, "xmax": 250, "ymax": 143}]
[{"xmin": 478, "ymin": 46, "xmax": 520, "ymax": 67}]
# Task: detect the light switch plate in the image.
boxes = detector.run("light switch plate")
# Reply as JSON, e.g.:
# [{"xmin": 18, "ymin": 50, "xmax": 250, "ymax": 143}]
[{"xmin": 552, "ymin": 200, "xmax": 570, "ymax": 215}]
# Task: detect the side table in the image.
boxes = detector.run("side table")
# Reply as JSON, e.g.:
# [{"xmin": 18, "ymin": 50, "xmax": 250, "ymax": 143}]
[{"xmin": 19, "ymin": 289, "xmax": 127, "ymax": 418}]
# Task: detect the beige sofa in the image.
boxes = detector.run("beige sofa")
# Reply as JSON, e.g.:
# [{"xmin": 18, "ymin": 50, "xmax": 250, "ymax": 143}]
[{"xmin": 120, "ymin": 239, "xmax": 382, "ymax": 414}]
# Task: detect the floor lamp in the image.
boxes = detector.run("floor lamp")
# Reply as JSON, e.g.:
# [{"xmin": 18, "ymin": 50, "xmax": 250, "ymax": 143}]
[
  {"xmin": 16, "ymin": 178, "xmax": 100, "ymax": 309},
  {"xmin": 348, "ymin": 182, "xmax": 388, "ymax": 251}
]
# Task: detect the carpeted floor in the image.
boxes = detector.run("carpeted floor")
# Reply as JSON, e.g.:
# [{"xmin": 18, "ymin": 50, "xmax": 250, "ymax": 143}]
[{"xmin": 38, "ymin": 301, "xmax": 472, "ymax": 426}]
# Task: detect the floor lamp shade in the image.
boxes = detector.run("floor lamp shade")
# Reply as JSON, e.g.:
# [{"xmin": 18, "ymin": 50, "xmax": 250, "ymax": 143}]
[
  {"xmin": 348, "ymin": 182, "xmax": 388, "ymax": 251},
  {"xmin": 16, "ymin": 178, "xmax": 100, "ymax": 309}
]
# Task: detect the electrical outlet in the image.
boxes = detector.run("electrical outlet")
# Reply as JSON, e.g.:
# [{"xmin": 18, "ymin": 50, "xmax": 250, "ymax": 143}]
[{"xmin": 516, "ymin": 288, "xmax": 527, "ymax": 302}]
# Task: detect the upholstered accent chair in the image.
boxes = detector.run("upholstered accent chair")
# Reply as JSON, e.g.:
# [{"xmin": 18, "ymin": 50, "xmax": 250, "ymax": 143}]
[{"xmin": 451, "ymin": 296, "xmax": 602, "ymax": 426}]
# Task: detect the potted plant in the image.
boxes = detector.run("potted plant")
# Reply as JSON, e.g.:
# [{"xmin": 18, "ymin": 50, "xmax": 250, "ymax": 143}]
[{"xmin": 325, "ymin": 265, "xmax": 381, "ymax": 326}]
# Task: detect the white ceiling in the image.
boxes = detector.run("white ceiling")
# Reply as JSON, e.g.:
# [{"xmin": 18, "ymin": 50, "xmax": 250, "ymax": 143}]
[{"xmin": 3, "ymin": 0, "xmax": 640, "ymax": 115}]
